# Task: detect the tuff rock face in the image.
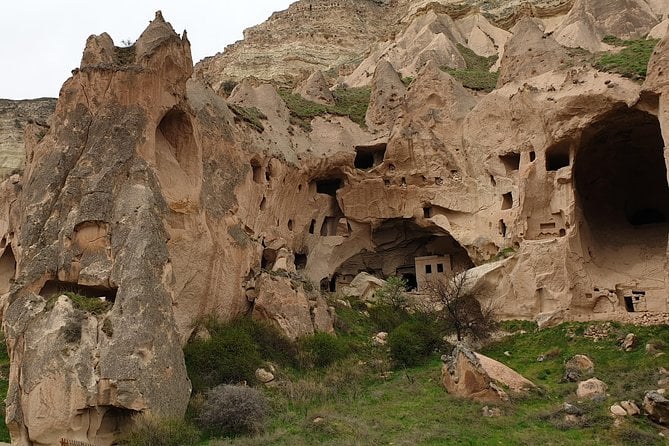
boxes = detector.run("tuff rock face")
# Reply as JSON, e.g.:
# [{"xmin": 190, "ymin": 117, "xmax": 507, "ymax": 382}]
[
  {"xmin": 1, "ymin": 0, "xmax": 669, "ymax": 443},
  {"xmin": 0, "ymin": 98, "xmax": 56, "ymax": 180}
]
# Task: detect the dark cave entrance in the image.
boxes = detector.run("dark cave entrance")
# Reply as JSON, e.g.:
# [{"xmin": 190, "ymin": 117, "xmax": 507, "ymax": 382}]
[
  {"xmin": 574, "ymin": 109, "xmax": 669, "ymax": 230},
  {"xmin": 328, "ymin": 219, "xmax": 473, "ymax": 292},
  {"xmin": 574, "ymin": 108, "xmax": 669, "ymax": 283}
]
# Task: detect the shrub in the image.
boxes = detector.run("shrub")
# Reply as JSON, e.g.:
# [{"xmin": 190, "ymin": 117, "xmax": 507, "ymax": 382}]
[
  {"xmin": 368, "ymin": 304, "xmax": 409, "ymax": 333},
  {"xmin": 197, "ymin": 384, "xmax": 269, "ymax": 436},
  {"xmin": 443, "ymin": 44, "xmax": 499, "ymax": 92},
  {"xmin": 375, "ymin": 276, "xmax": 408, "ymax": 308},
  {"xmin": 184, "ymin": 321, "xmax": 263, "ymax": 392},
  {"xmin": 300, "ymin": 332, "xmax": 350, "ymax": 368},
  {"xmin": 184, "ymin": 317, "xmax": 298, "ymax": 392},
  {"xmin": 120, "ymin": 413, "xmax": 200, "ymax": 446},
  {"xmin": 229, "ymin": 318, "xmax": 299, "ymax": 367},
  {"xmin": 387, "ymin": 319, "xmax": 441, "ymax": 367},
  {"xmin": 595, "ymin": 38, "xmax": 659, "ymax": 79}
]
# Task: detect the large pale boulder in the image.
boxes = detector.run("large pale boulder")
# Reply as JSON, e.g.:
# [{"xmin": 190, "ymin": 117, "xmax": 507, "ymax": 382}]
[
  {"xmin": 252, "ymin": 273, "xmax": 334, "ymax": 339},
  {"xmin": 441, "ymin": 344, "xmax": 535, "ymax": 402},
  {"xmin": 576, "ymin": 378, "xmax": 608, "ymax": 399},
  {"xmin": 340, "ymin": 272, "xmax": 386, "ymax": 301}
]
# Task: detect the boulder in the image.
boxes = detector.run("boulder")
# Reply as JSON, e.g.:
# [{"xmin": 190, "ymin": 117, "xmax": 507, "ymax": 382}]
[
  {"xmin": 576, "ymin": 378, "xmax": 608, "ymax": 399},
  {"xmin": 620, "ymin": 400, "xmax": 640, "ymax": 416},
  {"xmin": 255, "ymin": 368, "xmax": 275, "ymax": 383},
  {"xmin": 622, "ymin": 333, "xmax": 637, "ymax": 351},
  {"xmin": 372, "ymin": 331, "xmax": 388, "ymax": 346},
  {"xmin": 563, "ymin": 354, "xmax": 595, "ymax": 381},
  {"xmin": 644, "ymin": 390, "xmax": 669, "ymax": 425},
  {"xmin": 252, "ymin": 273, "xmax": 334, "ymax": 339},
  {"xmin": 441, "ymin": 344, "xmax": 535, "ymax": 403},
  {"xmin": 610, "ymin": 404, "xmax": 627, "ymax": 416},
  {"xmin": 340, "ymin": 272, "xmax": 386, "ymax": 301}
]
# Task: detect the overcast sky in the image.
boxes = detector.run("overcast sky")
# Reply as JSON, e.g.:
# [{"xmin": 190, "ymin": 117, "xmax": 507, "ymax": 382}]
[{"xmin": 0, "ymin": 1, "xmax": 294, "ymax": 100}]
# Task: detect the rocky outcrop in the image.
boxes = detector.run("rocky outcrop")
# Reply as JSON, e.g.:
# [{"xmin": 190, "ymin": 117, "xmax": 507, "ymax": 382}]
[
  {"xmin": 553, "ymin": 0, "xmax": 658, "ymax": 52},
  {"xmin": 3, "ymin": 0, "xmax": 669, "ymax": 442},
  {"xmin": 365, "ymin": 60, "xmax": 407, "ymax": 135},
  {"xmin": 644, "ymin": 390, "xmax": 669, "ymax": 425},
  {"xmin": 251, "ymin": 273, "xmax": 334, "ymax": 340},
  {"xmin": 0, "ymin": 98, "xmax": 56, "ymax": 180},
  {"xmin": 2, "ymin": 12, "xmax": 195, "ymax": 445},
  {"xmin": 294, "ymin": 70, "xmax": 335, "ymax": 105},
  {"xmin": 441, "ymin": 344, "xmax": 535, "ymax": 402}
]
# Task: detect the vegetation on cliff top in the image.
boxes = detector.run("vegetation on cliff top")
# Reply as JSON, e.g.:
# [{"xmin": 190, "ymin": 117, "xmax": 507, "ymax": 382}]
[
  {"xmin": 278, "ymin": 86, "xmax": 371, "ymax": 131},
  {"xmin": 442, "ymin": 44, "xmax": 499, "ymax": 92},
  {"xmin": 595, "ymin": 37, "xmax": 660, "ymax": 80}
]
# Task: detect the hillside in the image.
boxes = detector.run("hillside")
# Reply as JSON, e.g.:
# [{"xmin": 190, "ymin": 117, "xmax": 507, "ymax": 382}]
[{"xmin": 0, "ymin": 0, "xmax": 669, "ymax": 444}]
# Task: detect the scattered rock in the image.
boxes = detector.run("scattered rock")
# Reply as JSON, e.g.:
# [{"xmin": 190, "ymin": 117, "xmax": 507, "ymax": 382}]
[
  {"xmin": 610, "ymin": 404, "xmax": 627, "ymax": 417},
  {"xmin": 576, "ymin": 378, "xmax": 608, "ymax": 399},
  {"xmin": 644, "ymin": 391, "xmax": 669, "ymax": 426},
  {"xmin": 372, "ymin": 331, "xmax": 388, "ymax": 346},
  {"xmin": 482, "ymin": 406, "xmax": 502, "ymax": 417},
  {"xmin": 255, "ymin": 367, "xmax": 275, "ymax": 384},
  {"xmin": 340, "ymin": 272, "xmax": 386, "ymax": 302},
  {"xmin": 621, "ymin": 333, "xmax": 637, "ymax": 351},
  {"xmin": 563, "ymin": 402, "xmax": 583, "ymax": 416},
  {"xmin": 619, "ymin": 400, "xmax": 640, "ymax": 416},
  {"xmin": 563, "ymin": 354, "xmax": 594, "ymax": 382}
]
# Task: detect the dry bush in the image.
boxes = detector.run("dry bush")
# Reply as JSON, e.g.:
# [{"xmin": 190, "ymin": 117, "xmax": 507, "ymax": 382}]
[{"xmin": 197, "ymin": 384, "xmax": 269, "ymax": 436}]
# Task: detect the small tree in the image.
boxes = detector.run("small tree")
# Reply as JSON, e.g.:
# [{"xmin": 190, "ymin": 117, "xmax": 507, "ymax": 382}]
[
  {"xmin": 375, "ymin": 275, "xmax": 408, "ymax": 309},
  {"xmin": 424, "ymin": 271, "xmax": 496, "ymax": 343}
]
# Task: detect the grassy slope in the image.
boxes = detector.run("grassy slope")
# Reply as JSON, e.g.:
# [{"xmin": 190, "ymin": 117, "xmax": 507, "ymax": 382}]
[
  {"xmin": 0, "ymin": 337, "xmax": 9, "ymax": 441},
  {"xmin": 212, "ymin": 320, "xmax": 668, "ymax": 446}
]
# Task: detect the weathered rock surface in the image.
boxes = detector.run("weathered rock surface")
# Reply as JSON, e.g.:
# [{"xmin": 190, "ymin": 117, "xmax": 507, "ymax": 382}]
[
  {"xmin": 644, "ymin": 390, "xmax": 669, "ymax": 425},
  {"xmin": 577, "ymin": 378, "xmax": 608, "ymax": 399},
  {"xmin": 0, "ymin": 98, "xmax": 56, "ymax": 180},
  {"xmin": 2, "ymin": 0, "xmax": 669, "ymax": 443},
  {"xmin": 564, "ymin": 354, "xmax": 595, "ymax": 381},
  {"xmin": 294, "ymin": 70, "xmax": 335, "ymax": 105},
  {"xmin": 441, "ymin": 344, "xmax": 535, "ymax": 402},
  {"xmin": 251, "ymin": 273, "xmax": 334, "ymax": 340}
]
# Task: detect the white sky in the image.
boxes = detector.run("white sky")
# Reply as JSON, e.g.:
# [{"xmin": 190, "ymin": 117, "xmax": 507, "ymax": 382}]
[{"xmin": 0, "ymin": 1, "xmax": 294, "ymax": 100}]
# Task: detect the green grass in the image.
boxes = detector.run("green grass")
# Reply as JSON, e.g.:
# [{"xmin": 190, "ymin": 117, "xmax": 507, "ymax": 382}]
[
  {"xmin": 228, "ymin": 104, "xmax": 266, "ymax": 132},
  {"xmin": 0, "ymin": 335, "xmax": 8, "ymax": 442},
  {"xmin": 443, "ymin": 44, "xmax": 499, "ymax": 92},
  {"xmin": 61, "ymin": 291, "xmax": 112, "ymax": 315},
  {"xmin": 595, "ymin": 38, "xmax": 660, "ymax": 79},
  {"xmin": 206, "ymin": 319, "xmax": 668, "ymax": 445},
  {"xmin": 278, "ymin": 86, "xmax": 371, "ymax": 131}
]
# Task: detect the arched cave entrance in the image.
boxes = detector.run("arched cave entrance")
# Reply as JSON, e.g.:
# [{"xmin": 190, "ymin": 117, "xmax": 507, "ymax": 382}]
[
  {"xmin": 155, "ymin": 108, "xmax": 199, "ymax": 201},
  {"xmin": 0, "ymin": 245, "xmax": 16, "ymax": 295},
  {"xmin": 574, "ymin": 108, "xmax": 669, "ymax": 297},
  {"xmin": 327, "ymin": 219, "xmax": 473, "ymax": 292}
]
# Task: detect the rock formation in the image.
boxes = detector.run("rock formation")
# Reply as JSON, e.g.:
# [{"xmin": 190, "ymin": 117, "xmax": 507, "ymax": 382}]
[
  {"xmin": 1, "ymin": 0, "xmax": 669, "ymax": 442},
  {"xmin": 441, "ymin": 344, "xmax": 535, "ymax": 402},
  {"xmin": 0, "ymin": 98, "xmax": 56, "ymax": 180}
]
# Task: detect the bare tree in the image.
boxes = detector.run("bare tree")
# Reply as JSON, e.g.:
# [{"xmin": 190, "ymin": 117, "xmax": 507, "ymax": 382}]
[{"xmin": 423, "ymin": 270, "xmax": 497, "ymax": 343}]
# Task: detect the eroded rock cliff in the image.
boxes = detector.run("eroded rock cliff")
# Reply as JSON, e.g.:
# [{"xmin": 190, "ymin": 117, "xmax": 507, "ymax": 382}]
[{"xmin": 1, "ymin": 0, "xmax": 669, "ymax": 443}]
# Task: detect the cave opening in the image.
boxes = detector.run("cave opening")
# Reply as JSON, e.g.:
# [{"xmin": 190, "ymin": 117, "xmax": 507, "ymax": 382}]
[
  {"xmin": 574, "ymin": 108, "xmax": 668, "ymax": 282},
  {"xmin": 354, "ymin": 143, "xmax": 386, "ymax": 170},
  {"xmin": 546, "ymin": 141, "xmax": 571, "ymax": 171},
  {"xmin": 39, "ymin": 280, "xmax": 118, "ymax": 302},
  {"xmin": 0, "ymin": 245, "xmax": 16, "ymax": 295},
  {"xmin": 499, "ymin": 152, "xmax": 520, "ymax": 173},
  {"xmin": 329, "ymin": 219, "xmax": 473, "ymax": 292},
  {"xmin": 314, "ymin": 178, "xmax": 343, "ymax": 196}
]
